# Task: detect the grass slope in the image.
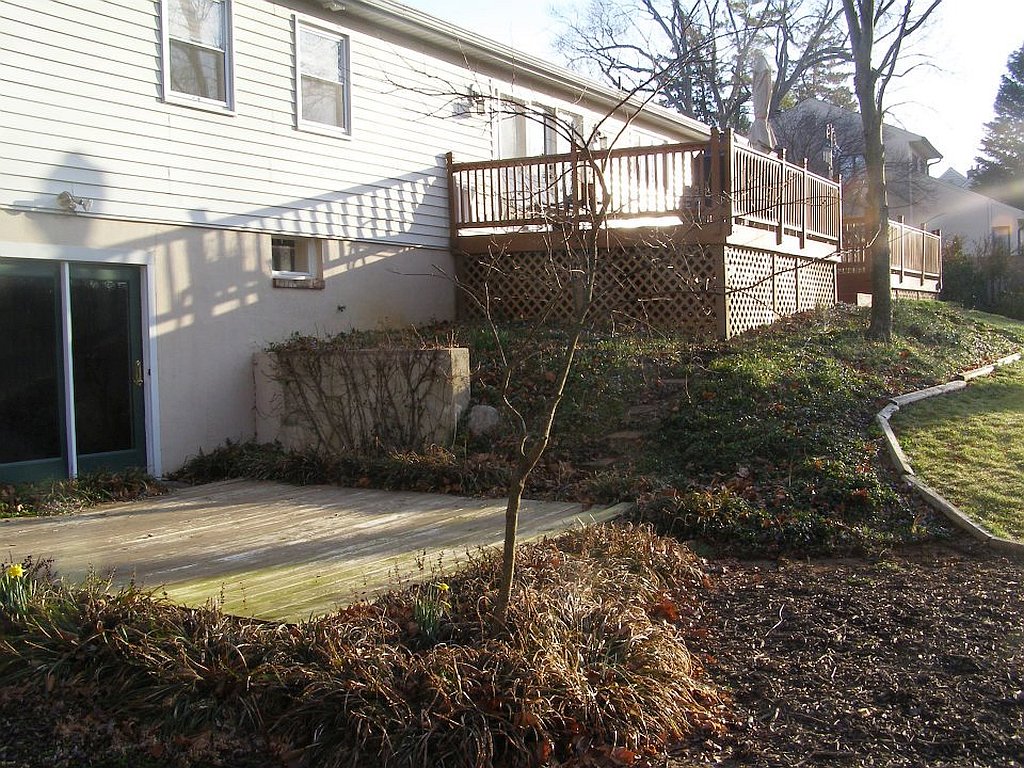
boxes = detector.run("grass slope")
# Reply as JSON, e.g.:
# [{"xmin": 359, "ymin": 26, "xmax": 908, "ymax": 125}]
[{"xmin": 175, "ymin": 300, "xmax": 1024, "ymax": 556}]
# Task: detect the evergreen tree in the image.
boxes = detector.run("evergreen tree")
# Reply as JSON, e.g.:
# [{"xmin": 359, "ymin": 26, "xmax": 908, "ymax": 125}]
[{"xmin": 970, "ymin": 42, "xmax": 1024, "ymax": 210}]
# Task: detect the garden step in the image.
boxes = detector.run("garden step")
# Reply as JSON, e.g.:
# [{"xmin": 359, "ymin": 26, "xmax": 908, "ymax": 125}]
[
  {"xmin": 581, "ymin": 458, "xmax": 620, "ymax": 469},
  {"xmin": 625, "ymin": 404, "xmax": 662, "ymax": 422}
]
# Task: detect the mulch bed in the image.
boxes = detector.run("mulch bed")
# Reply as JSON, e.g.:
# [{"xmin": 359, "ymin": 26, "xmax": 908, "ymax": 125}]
[
  {"xmin": 673, "ymin": 542, "xmax": 1024, "ymax": 767},
  {"xmin": 2, "ymin": 542, "xmax": 1021, "ymax": 767}
]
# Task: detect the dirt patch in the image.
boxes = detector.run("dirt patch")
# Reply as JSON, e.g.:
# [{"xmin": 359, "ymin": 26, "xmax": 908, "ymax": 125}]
[{"xmin": 673, "ymin": 542, "xmax": 1024, "ymax": 767}]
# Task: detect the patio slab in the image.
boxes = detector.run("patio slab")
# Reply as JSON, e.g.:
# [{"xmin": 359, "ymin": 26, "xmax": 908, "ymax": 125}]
[{"xmin": 1, "ymin": 480, "xmax": 624, "ymax": 621}]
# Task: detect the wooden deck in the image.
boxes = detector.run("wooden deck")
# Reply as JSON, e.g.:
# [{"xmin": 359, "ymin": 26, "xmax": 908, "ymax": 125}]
[
  {"xmin": 1, "ymin": 480, "xmax": 626, "ymax": 622},
  {"xmin": 838, "ymin": 218, "xmax": 942, "ymax": 302},
  {"xmin": 447, "ymin": 129, "xmax": 843, "ymax": 259}
]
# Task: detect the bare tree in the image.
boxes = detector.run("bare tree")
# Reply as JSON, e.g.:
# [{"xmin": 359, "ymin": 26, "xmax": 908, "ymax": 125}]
[
  {"xmin": 400, "ymin": 64, "xmax": 842, "ymax": 626},
  {"xmin": 554, "ymin": 0, "xmax": 850, "ymax": 130},
  {"xmin": 452, "ymin": 99, "xmax": 651, "ymax": 623},
  {"xmin": 841, "ymin": 0, "xmax": 942, "ymax": 339}
]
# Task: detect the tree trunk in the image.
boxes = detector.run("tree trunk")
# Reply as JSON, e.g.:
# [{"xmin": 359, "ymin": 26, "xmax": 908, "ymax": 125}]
[
  {"xmin": 845, "ymin": 0, "xmax": 893, "ymax": 341},
  {"xmin": 493, "ymin": 469, "xmax": 527, "ymax": 625},
  {"xmin": 861, "ymin": 105, "xmax": 892, "ymax": 340}
]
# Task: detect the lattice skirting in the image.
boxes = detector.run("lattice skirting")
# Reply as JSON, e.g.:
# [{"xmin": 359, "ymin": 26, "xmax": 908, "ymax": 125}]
[
  {"xmin": 724, "ymin": 247, "xmax": 836, "ymax": 337},
  {"xmin": 456, "ymin": 244, "xmax": 721, "ymax": 336},
  {"xmin": 893, "ymin": 288, "xmax": 937, "ymax": 301},
  {"xmin": 456, "ymin": 244, "xmax": 836, "ymax": 338}
]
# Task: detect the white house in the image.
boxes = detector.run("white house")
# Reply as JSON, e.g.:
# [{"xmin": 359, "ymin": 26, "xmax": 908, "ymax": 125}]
[{"xmin": 1, "ymin": 0, "xmax": 720, "ymax": 482}]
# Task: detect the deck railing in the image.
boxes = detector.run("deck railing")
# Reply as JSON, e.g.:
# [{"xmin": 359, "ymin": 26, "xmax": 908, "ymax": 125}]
[
  {"xmin": 840, "ymin": 218, "xmax": 942, "ymax": 282},
  {"xmin": 446, "ymin": 129, "xmax": 842, "ymax": 248}
]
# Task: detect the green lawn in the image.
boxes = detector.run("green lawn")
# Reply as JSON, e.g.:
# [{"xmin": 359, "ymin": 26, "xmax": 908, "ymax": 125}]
[{"xmin": 892, "ymin": 361, "xmax": 1024, "ymax": 541}]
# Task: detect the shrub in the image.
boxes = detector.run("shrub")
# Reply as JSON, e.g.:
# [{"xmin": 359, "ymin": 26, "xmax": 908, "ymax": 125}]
[
  {"xmin": 0, "ymin": 524, "xmax": 724, "ymax": 767},
  {"xmin": 0, "ymin": 469, "xmax": 163, "ymax": 518}
]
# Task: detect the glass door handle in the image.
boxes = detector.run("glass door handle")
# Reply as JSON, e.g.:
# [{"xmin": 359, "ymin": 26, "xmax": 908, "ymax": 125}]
[{"xmin": 133, "ymin": 360, "xmax": 144, "ymax": 387}]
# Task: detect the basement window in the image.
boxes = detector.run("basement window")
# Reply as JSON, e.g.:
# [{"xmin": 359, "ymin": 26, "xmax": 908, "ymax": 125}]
[{"xmin": 271, "ymin": 237, "xmax": 324, "ymax": 289}]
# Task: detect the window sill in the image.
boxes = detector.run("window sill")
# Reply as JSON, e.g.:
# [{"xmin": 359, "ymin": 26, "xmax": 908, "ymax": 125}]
[
  {"xmin": 296, "ymin": 120, "xmax": 352, "ymax": 140},
  {"xmin": 164, "ymin": 92, "xmax": 236, "ymax": 116},
  {"xmin": 273, "ymin": 276, "xmax": 325, "ymax": 290}
]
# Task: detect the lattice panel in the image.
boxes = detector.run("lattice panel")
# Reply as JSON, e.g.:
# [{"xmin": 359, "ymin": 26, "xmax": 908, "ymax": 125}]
[
  {"xmin": 457, "ymin": 251, "xmax": 576, "ymax": 322},
  {"xmin": 724, "ymin": 247, "xmax": 837, "ymax": 337},
  {"xmin": 591, "ymin": 245, "xmax": 718, "ymax": 334},
  {"xmin": 799, "ymin": 259, "xmax": 838, "ymax": 310},
  {"xmin": 458, "ymin": 244, "xmax": 719, "ymax": 335},
  {"xmin": 775, "ymin": 254, "xmax": 798, "ymax": 317},
  {"xmin": 460, "ymin": 244, "xmax": 836, "ymax": 338},
  {"xmin": 724, "ymin": 247, "xmax": 776, "ymax": 337},
  {"xmin": 893, "ymin": 288, "xmax": 937, "ymax": 301}
]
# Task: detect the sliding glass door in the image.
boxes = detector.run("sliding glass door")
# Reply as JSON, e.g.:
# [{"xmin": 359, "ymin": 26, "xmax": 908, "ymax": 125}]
[{"xmin": 0, "ymin": 259, "xmax": 147, "ymax": 483}]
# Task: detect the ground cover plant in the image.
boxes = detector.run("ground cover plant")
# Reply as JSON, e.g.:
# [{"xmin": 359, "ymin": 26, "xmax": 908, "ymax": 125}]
[
  {"xmin": 0, "ymin": 524, "xmax": 724, "ymax": 768},
  {"xmin": 892, "ymin": 361, "xmax": 1024, "ymax": 541},
  {"xmin": 0, "ymin": 468, "xmax": 164, "ymax": 519},
  {"xmin": 175, "ymin": 301, "xmax": 1024, "ymax": 557},
  {"xmin": 5, "ymin": 302, "xmax": 1024, "ymax": 767}
]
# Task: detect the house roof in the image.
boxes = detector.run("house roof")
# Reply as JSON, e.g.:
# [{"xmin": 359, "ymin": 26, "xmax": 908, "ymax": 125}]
[
  {"xmin": 939, "ymin": 168, "xmax": 969, "ymax": 188},
  {"xmin": 314, "ymin": 0, "xmax": 712, "ymax": 142},
  {"xmin": 778, "ymin": 98, "xmax": 943, "ymax": 162}
]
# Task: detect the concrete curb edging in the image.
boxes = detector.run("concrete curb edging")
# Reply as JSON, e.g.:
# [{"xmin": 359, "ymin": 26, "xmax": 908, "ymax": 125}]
[{"xmin": 876, "ymin": 352, "xmax": 1024, "ymax": 560}]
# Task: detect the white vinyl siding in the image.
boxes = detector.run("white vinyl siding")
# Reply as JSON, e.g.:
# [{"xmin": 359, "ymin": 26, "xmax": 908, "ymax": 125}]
[
  {"xmin": 296, "ymin": 18, "xmax": 350, "ymax": 135},
  {"xmin": 0, "ymin": 0, "xmax": 684, "ymax": 250},
  {"xmin": 163, "ymin": 0, "xmax": 234, "ymax": 110}
]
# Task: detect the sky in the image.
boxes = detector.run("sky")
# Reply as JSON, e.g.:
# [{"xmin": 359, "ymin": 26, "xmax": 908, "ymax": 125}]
[{"xmin": 403, "ymin": 0, "xmax": 1022, "ymax": 175}]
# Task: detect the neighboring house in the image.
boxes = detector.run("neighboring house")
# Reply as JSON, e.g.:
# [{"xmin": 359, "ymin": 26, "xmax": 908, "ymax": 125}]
[
  {"xmin": 917, "ymin": 169, "xmax": 1024, "ymax": 256},
  {"xmin": 776, "ymin": 99, "xmax": 1024, "ymax": 253},
  {"xmin": 0, "ymin": 0, "xmax": 841, "ymax": 484}
]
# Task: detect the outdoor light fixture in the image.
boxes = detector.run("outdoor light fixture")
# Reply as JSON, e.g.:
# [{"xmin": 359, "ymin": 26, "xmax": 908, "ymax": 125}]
[
  {"xmin": 454, "ymin": 85, "xmax": 486, "ymax": 118},
  {"xmin": 56, "ymin": 190, "xmax": 91, "ymax": 213}
]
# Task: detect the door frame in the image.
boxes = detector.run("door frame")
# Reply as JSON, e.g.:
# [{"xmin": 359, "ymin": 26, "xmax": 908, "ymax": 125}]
[{"xmin": 0, "ymin": 242, "xmax": 161, "ymax": 477}]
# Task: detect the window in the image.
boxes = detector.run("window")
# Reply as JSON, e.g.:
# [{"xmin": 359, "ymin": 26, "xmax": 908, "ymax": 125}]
[
  {"xmin": 296, "ymin": 20, "xmax": 350, "ymax": 134},
  {"xmin": 497, "ymin": 100, "xmax": 583, "ymax": 158},
  {"xmin": 271, "ymin": 237, "xmax": 324, "ymax": 288},
  {"xmin": 992, "ymin": 226, "xmax": 1012, "ymax": 255},
  {"xmin": 163, "ymin": 0, "xmax": 233, "ymax": 108}
]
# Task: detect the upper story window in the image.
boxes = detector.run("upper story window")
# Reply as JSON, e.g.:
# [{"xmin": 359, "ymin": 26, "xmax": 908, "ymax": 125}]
[
  {"xmin": 163, "ymin": 0, "xmax": 233, "ymax": 110},
  {"xmin": 296, "ymin": 20, "xmax": 350, "ymax": 135}
]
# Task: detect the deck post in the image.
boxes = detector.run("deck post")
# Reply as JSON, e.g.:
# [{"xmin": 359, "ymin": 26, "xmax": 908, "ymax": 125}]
[
  {"xmin": 897, "ymin": 216, "xmax": 906, "ymax": 286},
  {"xmin": 571, "ymin": 145, "xmax": 580, "ymax": 235},
  {"xmin": 837, "ymin": 176, "xmax": 844, "ymax": 254},
  {"xmin": 445, "ymin": 152, "xmax": 459, "ymax": 252},
  {"xmin": 722, "ymin": 129, "xmax": 734, "ymax": 227},
  {"xmin": 715, "ymin": 245, "xmax": 729, "ymax": 338},
  {"xmin": 920, "ymin": 228, "xmax": 926, "ymax": 286},
  {"xmin": 776, "ymin": 148, "xmax": 786, "ymax": 245},
  {"xmin": 800, "ymin": 158, "xmax": 808, "ymax": 249},
  {"xmin": 709, "ymin": 129, "xmax": 722, "ymax": 224}
]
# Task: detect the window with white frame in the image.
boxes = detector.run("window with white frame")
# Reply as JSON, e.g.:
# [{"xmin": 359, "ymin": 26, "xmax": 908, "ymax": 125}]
[
  {"xmin": 164, "ymin": 0, "xmax": 233, "ymax": 107},
  {"xmin": 271, "ymin": 237, "xmax": 324, "ymax": 287},
  {"xmin": 296, "ymin": 20, "xmax": 350, "ymax": 134}
]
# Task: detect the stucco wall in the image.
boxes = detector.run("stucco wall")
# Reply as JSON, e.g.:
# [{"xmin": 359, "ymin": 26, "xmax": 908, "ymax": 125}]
[{"xmin": 0, "ymin": 209, "xmax": 454, "ymax": 473}]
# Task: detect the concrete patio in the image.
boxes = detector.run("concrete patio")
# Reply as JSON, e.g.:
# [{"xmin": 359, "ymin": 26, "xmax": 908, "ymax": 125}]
[{"xmin": 1, "ymin": 480, "xmax": 625, "ymax": 621}]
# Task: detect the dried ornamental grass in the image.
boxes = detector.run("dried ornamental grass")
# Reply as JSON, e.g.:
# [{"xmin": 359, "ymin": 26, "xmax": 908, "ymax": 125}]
[{"xmin": 0, "ymin": 524, "xmax": 724, "ymax": 767}]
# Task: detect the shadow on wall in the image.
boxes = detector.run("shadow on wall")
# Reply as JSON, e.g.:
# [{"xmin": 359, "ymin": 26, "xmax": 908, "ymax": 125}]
[{"xmin": 7, "ymin": 157, "xmax": 457, "ymax": 470}]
